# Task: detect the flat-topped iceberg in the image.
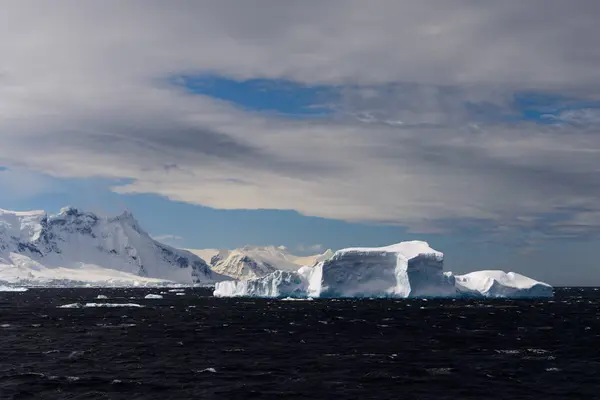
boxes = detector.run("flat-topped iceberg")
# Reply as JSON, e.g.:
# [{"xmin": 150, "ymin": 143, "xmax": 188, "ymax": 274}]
[
  {"xmin": 308, "ymin": 241, "xmax": 455, "ymax": 298},
  {"xmin": 213, "ymin": 241, "xmax": 553, "ymax": 299}
]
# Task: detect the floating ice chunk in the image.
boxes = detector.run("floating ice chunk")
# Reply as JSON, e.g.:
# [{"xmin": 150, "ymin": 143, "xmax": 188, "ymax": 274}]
[
  {"xmin": 281, "ymin": 297, "xmax": 313, "ymax": 301},
  {"xmin": 175, "ymin": 292, "xmax": 185, "ymax": 296},
  {"xmin": 454, "ymin": 270, "xmax": 553, "ymax": 298},
  {"xmin": 168, "ymin": 289, "xmax": 186, "ymax": 292},
  {"xmin": 196, "ymin": 368, "xmax": 217, "ymax": 373},
  {"xmin": 0, "ymin": 285, "xmax": 28, "ymax": 292},
  {"xmin": 144, "ymin": 294, "xmax": 163, "ymax": 299},
  {"xmin": 58, "ymin": 303, "xmax": 144, "ymax": 308},
  {"xmin": 96, "ymin": 294, "xmax": 108, "ymax": 299}
]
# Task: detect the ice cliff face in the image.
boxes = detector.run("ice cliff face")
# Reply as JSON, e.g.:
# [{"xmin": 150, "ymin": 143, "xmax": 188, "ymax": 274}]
[
  {"xmin": 0, "ymin": 207, "xmax": 227, "ymax": 286},
  {"xmin": 190, "ymin": 245, "xmax": 333, "ymax": 280},
  {"xmin": 214, "ymin": 241, "xmax": 553, "ymax": 299},
  {"xmin": 310, "ymin": 241, "xmax": 455, "ymax": 298},
  {"xmin": 214, "ymin": 270, "xmax": 308, "ymax": 297}
]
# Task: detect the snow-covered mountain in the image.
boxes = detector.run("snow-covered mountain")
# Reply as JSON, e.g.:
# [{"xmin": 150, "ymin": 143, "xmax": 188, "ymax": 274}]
[
  {"xmin": 0, "ymin": 207, "xmax": 228, "ymax": 286},
  {"xmin": 187, "ymin": 245, "xmax": 333, "ymax": 280}
]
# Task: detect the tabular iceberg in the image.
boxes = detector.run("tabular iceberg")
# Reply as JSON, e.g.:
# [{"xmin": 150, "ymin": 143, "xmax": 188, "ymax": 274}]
[{"xmin": 213, "ymin": 241, "xmax": 553, "ymax": 299}]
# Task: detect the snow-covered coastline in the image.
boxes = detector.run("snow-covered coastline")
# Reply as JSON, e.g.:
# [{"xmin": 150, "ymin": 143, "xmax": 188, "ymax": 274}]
[
  {"xmin": 0, "ymin": 207, "xmax": 228, "ymax": 287},
  {"xmin": 1, "ymin": 207, "xmax": 553, "ymax": 297}
]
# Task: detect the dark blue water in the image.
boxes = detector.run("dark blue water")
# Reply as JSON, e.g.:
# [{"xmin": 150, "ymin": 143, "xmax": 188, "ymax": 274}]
[{"xmin": 0, "ymin": 288, "xmax": 599, "ymax": 399}]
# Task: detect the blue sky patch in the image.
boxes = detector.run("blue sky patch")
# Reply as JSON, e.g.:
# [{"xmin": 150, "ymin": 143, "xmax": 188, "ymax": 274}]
[
  {"xmin": 466, "ymin": 91, "xmax": 600, "ymax": 125},
  {"xmin": 173, "ymin": 75, "xmax": 335, "ymax": 117}
]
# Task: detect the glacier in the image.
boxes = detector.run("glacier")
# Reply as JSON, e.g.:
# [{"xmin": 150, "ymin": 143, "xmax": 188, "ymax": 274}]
[
  {"xmin": 0, "ymin": 207, "xmax": 228, "ymax": 287},
  {"xmin": 214, "ymin": 241, "xmax": 553, "ymax": 299}
]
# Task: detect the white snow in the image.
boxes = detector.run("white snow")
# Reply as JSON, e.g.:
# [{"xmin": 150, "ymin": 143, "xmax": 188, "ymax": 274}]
[
  {"xmin": 454, "ymin": 270, "xmax": 553, "ymax": 298},
  {"xmin": 144, "ymin": 294, "xmax": 163, "ymax": 299},
  {"xmin": 0, "ymin": 207, "xmax": 229, "ymax": 287},
  {"xmin": 58, "ymin": 303, "xmax": 144, "ymax": 308},
  {"xmin": 213, "ymin": 241, "xmax": 553, "ymax": 299}
]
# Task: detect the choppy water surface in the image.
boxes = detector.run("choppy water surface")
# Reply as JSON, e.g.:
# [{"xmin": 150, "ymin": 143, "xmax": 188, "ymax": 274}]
[{"xmin": 0, "ymin": 288, "xmax": 599, "ymax": 399}]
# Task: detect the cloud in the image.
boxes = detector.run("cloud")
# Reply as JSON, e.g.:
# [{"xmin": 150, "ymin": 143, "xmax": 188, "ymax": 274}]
[{"xmin": 0, "ymin": 1, "xmax": 600, "ymax": 240}]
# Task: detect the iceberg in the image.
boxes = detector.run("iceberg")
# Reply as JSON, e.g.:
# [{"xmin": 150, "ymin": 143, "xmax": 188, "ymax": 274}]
[
  {"xmin": 213, "ymin": 241, "xmax": 553, "ymax": 299},
  {"xmin": 214, "ymin": 270, "xmax": 308, "ymax": 298},
  {"xmin": 308, "ymin": 241, "xmax": 455, "ymax": 298},
  {"xmin": 454, "ymin": 270, "xmax": 553, "ymax": 298}
]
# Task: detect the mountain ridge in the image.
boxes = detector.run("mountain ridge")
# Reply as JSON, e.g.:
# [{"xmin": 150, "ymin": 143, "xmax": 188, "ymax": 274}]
[
  {"xmin": 186, "ymin": 245, "xmax": 334, "ymax": 280},
  {"xmin": 0, "ymin": 206, "xmax": 228, "ymax": 286}
]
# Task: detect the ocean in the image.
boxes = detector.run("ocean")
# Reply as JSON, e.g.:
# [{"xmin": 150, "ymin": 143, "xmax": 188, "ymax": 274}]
[{"xmin": 0, "ymin": 287, "xmax": 598, "ymax": 399}]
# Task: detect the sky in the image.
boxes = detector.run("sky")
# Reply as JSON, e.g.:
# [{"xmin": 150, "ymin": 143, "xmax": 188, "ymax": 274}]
[{"xmin": 1, "ymin": 1, "xmax": 600, "ymax": 285}]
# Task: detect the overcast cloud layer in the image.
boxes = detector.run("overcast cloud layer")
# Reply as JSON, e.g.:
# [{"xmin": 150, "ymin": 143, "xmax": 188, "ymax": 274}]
[{"xmin": 1, "ymin": 0, "xmax": 600, "ymax": 240}]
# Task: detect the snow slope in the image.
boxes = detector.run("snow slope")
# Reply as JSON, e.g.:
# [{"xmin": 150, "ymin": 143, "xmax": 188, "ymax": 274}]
[
  {"xmin": 189, "ymin": 245, "xmax": 333, "ymax": 280},
  {"xmin": 214, "ymin": 241, "xmax": 553, "ymax": 299},
  {"xmin": 0, "ymin": 207, "xmax": 228, "ymax": 286}
]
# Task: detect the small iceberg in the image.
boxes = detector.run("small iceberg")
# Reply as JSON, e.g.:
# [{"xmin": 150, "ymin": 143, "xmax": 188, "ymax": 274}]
[
  {"xmin": 0, "ymin": 285, "xmax": 28, "ymax": 292},
  {"xmin": 144, "ymin": 294, "xmax": 163, "ymax": 299}
]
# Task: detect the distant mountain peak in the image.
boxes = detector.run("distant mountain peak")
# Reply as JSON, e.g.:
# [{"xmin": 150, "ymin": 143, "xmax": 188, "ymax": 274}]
[{"xmin": 0, "ymin": 206, "xmax": 228, "ymax": 286}]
